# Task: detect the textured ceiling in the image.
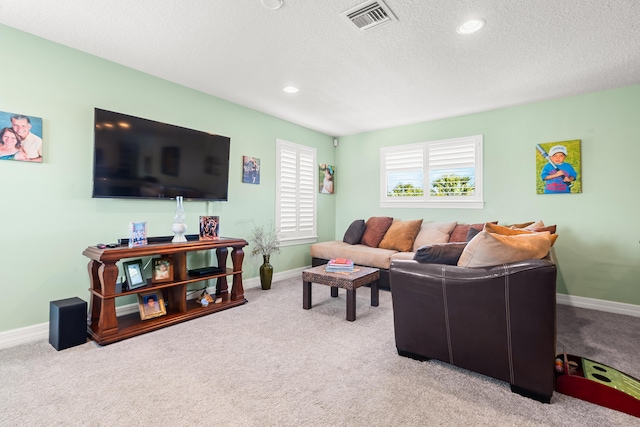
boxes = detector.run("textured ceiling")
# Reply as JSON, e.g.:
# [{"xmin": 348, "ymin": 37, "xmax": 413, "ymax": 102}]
[{"xmin": 1, "ymin": 0, "xmax": 640, "ymax": 136}]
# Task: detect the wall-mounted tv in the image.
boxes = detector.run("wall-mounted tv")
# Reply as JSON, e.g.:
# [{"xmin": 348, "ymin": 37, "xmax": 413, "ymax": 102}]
[{"xmin": 92, "ymin": 108, "xmax": 230, "ymax": 201}]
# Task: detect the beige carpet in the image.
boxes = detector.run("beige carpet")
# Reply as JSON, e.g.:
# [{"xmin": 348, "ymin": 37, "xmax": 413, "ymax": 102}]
[{"xmin": 1, "ymin": 277, "xmax": 639, "ymax": 426}]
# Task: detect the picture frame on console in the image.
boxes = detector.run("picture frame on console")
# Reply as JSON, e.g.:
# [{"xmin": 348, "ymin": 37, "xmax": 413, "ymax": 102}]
[
  {"xmin": 137, "ymin": 290, "xmax": 167, "ymax": 320},
  {"xmin": 151, "ymin": 257, "xmax": 173, "ymax": 284},
  {"xmin": 123, "ymin": 259, "xmax": 146, "ymax": 290},
  {"xmin": 129, "ymin": 221, "xmax": 148, "ymax": 248},
  {"xmin": 199, "ymin": 216, "xmax": 219, "ymax": 240}
]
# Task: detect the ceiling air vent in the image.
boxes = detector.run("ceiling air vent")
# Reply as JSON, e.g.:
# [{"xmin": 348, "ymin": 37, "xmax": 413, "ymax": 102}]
[{"xmin": 340, "ymin": 0, "xmax": 397, "ymax": 32}]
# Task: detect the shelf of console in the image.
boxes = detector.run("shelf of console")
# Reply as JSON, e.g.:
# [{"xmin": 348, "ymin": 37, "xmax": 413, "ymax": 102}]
[
  {"xmin": 88, "ymin": 268, "xmax": 241, "ymax": 298},
  {"xmin": 88, "ymin": 296, "xmax": 247, "ymax": 345}
]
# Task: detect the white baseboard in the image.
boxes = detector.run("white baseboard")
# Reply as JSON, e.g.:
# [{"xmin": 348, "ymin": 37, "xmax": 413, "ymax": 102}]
[
  {"xmin": 556, "ymin": 293, "xmax": 640, "ymax": 317},
  {"xmin": 2, "ymin": 271, "xmax": 637, "ymax": 350}
]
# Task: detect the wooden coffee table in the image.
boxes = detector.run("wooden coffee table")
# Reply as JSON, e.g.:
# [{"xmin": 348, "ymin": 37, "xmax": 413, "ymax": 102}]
[{"xmin": 302, "ymin": 265, "xmax": 380, "ymax": 321}]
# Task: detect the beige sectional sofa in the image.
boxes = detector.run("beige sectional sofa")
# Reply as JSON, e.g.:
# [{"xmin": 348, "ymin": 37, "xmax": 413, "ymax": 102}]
[{"xmin": 310, "ymin": 217, "xmax": 556, "ymax": 290}]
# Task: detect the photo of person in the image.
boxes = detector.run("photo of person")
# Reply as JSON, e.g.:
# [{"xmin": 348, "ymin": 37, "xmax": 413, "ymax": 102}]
[
  {"xmin": 0, "ymin": 128, "xmax": 26, "ymax": 160},
  {"xmin": 536, "ymin": 140, "xmax": 581, "ymax": 194},
  {"xmin": 319, "ymin": 164, "xmax": 335, "ymax": 194},
  {"xmin": 129, "ymin": 221, "xmax": 148, "ymax": 248},
  {"xmin": 138, "ymin": 291, "xmax": 166, "ymax": 320},
  {"xmin": 0, "ymin": 111, "xmax": 43, "ymax": 163},
  {"xmin": 152, "ymin": 258, "xmax": 173, "ymax": 283},
  {"xmin": 144, "ymin": 295, "xmax": 160, "ymax": 315},
  {"xmin": 242, "ymin": 155, "xmax": 260, "ymax": 184},
  {"xmin": 199, "ymin": 216, "xmax": 220, "ymax": 240}
]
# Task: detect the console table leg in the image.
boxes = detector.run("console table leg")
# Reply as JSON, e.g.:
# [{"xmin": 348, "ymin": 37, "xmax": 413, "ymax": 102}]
[
  {"xmin": 346, "ymin": 289, "xmax": 356, "ymax": 321},
  {"xmin": 303, "ymin": 281, "xmax": 312, "ymax": 309},
  {"xmin": 331, "ymin": 287, "xmax": 338, "ymax": 298},
  {"xmin": 230, "ymin": 246, "xmax": 245, "ymax": 301}
]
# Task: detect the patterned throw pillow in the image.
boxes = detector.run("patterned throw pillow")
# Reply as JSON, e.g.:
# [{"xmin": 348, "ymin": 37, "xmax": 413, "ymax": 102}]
[
  {"xmin": 360, "ymin": 217, "xmax": 394, "ymax": 248},
  {"xmin": 342, "ymin": 219, "xmax": 366, "ymax": 245}
]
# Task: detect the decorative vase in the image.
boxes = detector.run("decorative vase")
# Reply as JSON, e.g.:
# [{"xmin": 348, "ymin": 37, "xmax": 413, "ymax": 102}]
[
  {"xmin": 172, "ymin": 196, "xmax": 188, "ymax": 243},
  {"xmin": 260, "ymin": 255, "xmax": 273, "ymax": 290}
]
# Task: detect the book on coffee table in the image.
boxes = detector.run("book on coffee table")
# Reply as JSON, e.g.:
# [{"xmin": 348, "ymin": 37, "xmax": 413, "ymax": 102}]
[{"xmin": 326, "ymin": 258, "xmax": 354, "ymax": 272}]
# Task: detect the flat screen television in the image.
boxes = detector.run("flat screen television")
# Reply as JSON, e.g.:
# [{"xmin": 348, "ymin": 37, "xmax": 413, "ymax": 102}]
[{"xmin": 92, "ymin": 108, "xmax": 230, "ymax": 201}]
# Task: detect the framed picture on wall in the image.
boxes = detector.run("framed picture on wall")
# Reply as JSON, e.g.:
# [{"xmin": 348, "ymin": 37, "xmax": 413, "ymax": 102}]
[
  {"xmin": 242, "ymin": 156, "xmax": 260, "ymax": 184},
  {"xmin": 319, "ymin": 164, "xmax": 335, "ymax": 194},
  {"xmin": 0, "ymin": 111, "xmax": 44, "ymax": 163},
  {"xmin": 536, "ymin": 140, "xmax": 582, "ymax": 194}
]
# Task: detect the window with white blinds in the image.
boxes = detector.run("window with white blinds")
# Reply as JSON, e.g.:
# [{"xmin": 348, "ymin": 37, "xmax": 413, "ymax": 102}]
[
  {"xmin": 276, "ymin": 139, "xmax": 317, "ymax": 244},
  {"xmin": 380, "ymin": 135, "xmax": 483, "ymax": 209}
]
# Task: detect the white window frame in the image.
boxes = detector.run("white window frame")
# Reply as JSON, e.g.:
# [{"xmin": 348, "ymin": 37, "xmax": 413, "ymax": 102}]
[
  {"xmin": 276, "ymin": 139, "xmax": 318, "ymax": 246},
  {"xmin": 380, "ymin": 135, "xmax": 483, "ymax": 209}
]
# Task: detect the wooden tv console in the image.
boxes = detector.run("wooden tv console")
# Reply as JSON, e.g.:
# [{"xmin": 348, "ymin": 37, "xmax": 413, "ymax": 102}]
[{"xmin": 83, "ymin": 238, "xmax": 248, "ymax": 345}]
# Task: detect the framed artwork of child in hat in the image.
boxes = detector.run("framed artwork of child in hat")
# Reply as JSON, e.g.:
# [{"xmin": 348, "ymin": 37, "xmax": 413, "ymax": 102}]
[{"xmin": 536, "ymin": 140, "xmax": 582, "ymax": 194}]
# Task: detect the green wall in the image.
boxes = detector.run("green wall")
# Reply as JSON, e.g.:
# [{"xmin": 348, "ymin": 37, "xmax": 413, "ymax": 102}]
[
  {"xmin": 0, "ymin": 24, "xmax": 335, "ymax": 332},
  {"xmin": 336, "ymin": 85, "xmax": 640, "ymax": 306}
]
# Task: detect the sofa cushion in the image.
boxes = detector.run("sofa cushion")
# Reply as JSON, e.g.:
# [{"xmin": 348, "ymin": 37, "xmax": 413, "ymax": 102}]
[
  {"xmin": 520, "ymin": 220, "xmax": 557, "ymax": 234},
  {"xmin": 310, "ymin": 241, "xmax": 397, "ymax": 269},
  {"xmin": 414, "ymin": 243, "xmax": 467, "ymax": 265},
  {"xmin": 486, "ymin": 222, "xmax": 558, "ymax": 246},
  {"xmin": 343, "ymin": 219, "xmax": 366, "ymax": 244},
  {"xmin": 412, "ymin": 221, "xmax": 458, "ymax": 251},
  {"xmin": 360, "ymin": 216, "xmax": 394, "ymax": 248},
  {"xmin": 449, "ymin": 221, "xmax": 497, "ymax": 243},
  {"xmin": 504, "ymin": 221, "xmax": 535, "ymax": 229},
  {"xmin": 389, "ymin": 252, "xmax": 415, "ymax": 261},
  {"xmin": 457, "ymin": 230, "xmax": 554, "ymax": 267},
  {"xmin": 379, "ymin": 219, "xmax": 423, "ymax": 252},
  {"xmin": 466, "ymin": 227, "xmax": 481, "ymax": 241}
]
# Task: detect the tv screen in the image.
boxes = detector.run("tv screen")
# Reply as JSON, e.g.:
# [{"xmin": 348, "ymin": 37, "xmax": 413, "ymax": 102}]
[{"xmin": 92, "ymin": 108, "xmax": 230, "ymax": 201}]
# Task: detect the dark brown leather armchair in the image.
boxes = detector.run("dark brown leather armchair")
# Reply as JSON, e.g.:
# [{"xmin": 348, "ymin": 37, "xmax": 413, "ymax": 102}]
[{"xmin": 390, "ymin": 258, "xmax": 557, "ymax": 403}]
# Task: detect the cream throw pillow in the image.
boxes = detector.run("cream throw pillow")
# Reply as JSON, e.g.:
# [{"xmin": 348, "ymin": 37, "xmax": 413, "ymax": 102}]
[
  {"xmin": 457, "ymin": 230, "xmax": 554, "ymax": 267},
  {"xmin": 412, "ymin": 221, "xmax": 458, "ymax": 251}
]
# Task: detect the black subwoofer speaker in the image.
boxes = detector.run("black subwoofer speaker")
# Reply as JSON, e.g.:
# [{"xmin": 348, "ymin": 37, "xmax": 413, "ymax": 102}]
[{"xmin": 49, "ymin": 297, "xmax": 87, "ymax": 351}]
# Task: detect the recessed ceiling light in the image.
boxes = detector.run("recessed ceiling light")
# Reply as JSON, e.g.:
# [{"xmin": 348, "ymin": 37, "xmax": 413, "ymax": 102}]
[
  {"xmin": 457, "ymin": 19, "xmax": 485, "ymax": 35},
  {"xmin": 283, "ymin": 86, "xmax": 299, "ymax": 94},
  {"xmin": 261, "ymin": 0, "xmax": 283, "ymax": 10}
]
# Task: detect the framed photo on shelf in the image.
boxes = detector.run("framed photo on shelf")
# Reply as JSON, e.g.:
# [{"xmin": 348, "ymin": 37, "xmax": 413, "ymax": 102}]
[
  {"xmin": 123, "ymin": 259, "xmax": 146, "ymax": 290},
  {"xmin": 129, "ymin": 221, "xmax": 148, "ymax": 248},
  {"xmin": 152, "ymin": 257, "xmax": 173, "ymax": 284},
  {"xmin": 199, "ymin": 216, "xmax": 220, "ymax": 240},
  {"xmin": 137, "ymin": 290, "xmax": 167, "ymax": 320}
]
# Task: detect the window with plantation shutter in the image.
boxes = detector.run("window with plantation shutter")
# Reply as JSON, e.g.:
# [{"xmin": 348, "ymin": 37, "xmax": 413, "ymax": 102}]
[
  {"xmin": 276, "ymin": 139, "xmax": 317, "ymax": 245},
  {"xmin": 380, "ymin": 135, "xmax": 483, "ymax": 209}
]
